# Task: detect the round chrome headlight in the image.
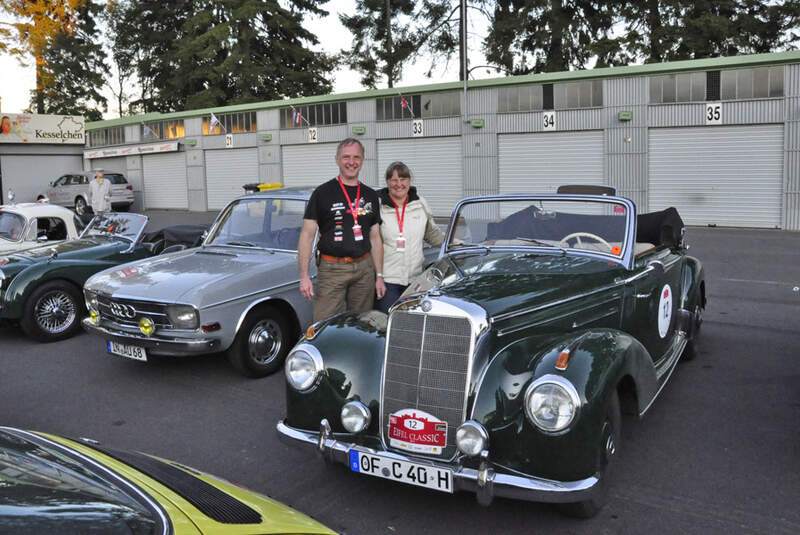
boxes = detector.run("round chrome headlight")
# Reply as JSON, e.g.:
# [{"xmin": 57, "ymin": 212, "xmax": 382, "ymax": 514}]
[
  {"xmin": 285, "ymin": 345, "xmax": 323, "ymax": 392},
  {"xmin": 456, "ymin": 421, "xmax": 489, "ymax": 457},
  {"xmin": 341, "ymin": 401, "xmax": 371, "ymax": 433},
  {"xmin": 524, "ymin": 375, "xmax": 581, "ymax": 433}
]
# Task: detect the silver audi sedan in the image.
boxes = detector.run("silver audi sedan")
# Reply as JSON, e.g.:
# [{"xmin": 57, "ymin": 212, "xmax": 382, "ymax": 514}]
[{"xmin": 82, "ymin": 188, "xmax": 314, "ymax": 377}]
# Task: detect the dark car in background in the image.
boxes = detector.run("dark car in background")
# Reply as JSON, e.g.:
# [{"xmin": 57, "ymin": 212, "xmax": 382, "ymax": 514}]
[{"xmin": 37, "ymin": 171, "xmax": 135, "ymax": 215}]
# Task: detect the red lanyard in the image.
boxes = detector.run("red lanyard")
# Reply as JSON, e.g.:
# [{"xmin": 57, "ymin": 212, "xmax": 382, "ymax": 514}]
[
  {"xmin": 390, "ymin": 197, "xmax": 408, "ymax": 234},
  {"xmin": 337, "ymin": 176, "xmax": 361, "ymax": 224}
]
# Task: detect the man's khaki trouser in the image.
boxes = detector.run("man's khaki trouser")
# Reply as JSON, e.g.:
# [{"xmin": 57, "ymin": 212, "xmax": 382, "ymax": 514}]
[{"xmin": 313, "ymin": 254, "xmax": 375, "ymax": 322}]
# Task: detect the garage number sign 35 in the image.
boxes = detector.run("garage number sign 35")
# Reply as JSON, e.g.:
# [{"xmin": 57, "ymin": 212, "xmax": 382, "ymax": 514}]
[{"xmin": 705, "ymin": 103, "xmax": 722, "ymax": 125}]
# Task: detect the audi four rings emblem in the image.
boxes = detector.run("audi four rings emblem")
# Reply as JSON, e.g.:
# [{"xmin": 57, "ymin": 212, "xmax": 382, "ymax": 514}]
[{"xmin": 109, "ymin": 302, "xmax": 136, "ymax": 319}]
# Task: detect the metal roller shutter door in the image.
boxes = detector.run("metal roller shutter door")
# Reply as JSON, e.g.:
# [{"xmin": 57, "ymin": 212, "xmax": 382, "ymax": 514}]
[
  {"xmin": 376, "ymin": 137, "xmax": 462, "ymax": 217},
  {"xmin": 142, "ymin": 152, "xmax": 188, "ymax": 209},
  {"xmin": 206, "ymin": 148, "xmax": 259, "ymax": 210},
  {"xmin": 92, "ymin": 157, "xmax": 126, "ymax": 173},
  {"xmin": 281, "ymin": 144, "xmax": 339, "ymax": 188},
  {"xmin": 648, "ymin": 126, "xmax": 783, "ymax": 228},
  {"xmin": 498, "ymin": 131, "xmax": 604, "ymax": 195}
]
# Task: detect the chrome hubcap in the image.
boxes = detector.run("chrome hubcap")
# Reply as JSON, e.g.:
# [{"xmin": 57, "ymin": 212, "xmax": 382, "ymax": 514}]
[
  {"xmin": 247, "ymin": 319, "xmax": 282, "ymax": 365},
  {"xmin": 75, "ymin": 200, "xmax": 85, "ymax": 215},
  {"xmin": 35, "ymin": 291, "xmax": 77, "ymax": 334}
]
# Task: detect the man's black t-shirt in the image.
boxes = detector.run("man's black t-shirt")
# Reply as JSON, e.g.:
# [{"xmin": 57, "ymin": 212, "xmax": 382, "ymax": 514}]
[{"xmin": 304, "ymin": 178, "xmax": 382, "ymax": 257}]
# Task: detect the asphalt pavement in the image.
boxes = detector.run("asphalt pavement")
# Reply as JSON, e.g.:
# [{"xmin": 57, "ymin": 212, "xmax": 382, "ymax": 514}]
[{"xmin": 1, "ymin": 214, "xmax": 799, "ymax": 534}]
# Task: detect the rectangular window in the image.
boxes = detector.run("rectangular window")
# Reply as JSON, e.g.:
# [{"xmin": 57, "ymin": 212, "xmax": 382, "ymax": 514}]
[
  {"xmin": 691, "ymin": 72, "xmax": 706, "ymax": 101},
  {"xmin": 769, "ymin": 66, "xmax": 784, "ymax": 98},
  {"xmin": 375, "ymin": 95, "xmax": 427, "ymax": 121},
  {"xmin": 649, "ymin": 76, "xmax": 662, "ymax": 103},
  {"xmin": 553, "ymin": 81, "xmax": 602, "ymax": 109},
  {"xmin": 543, "ymin": 84, "xmax": 554, "ymax": 110},
  {"xmin": 280, "ymin": 102, "xmax": 348, "ymax": 128},
  {"xmin": 662, "ymin": 75, "xmax": 676, "ymax": 103},
  {"xmin": 707, "ymin": 71, "xmax": 721, "ymax": 101},
  {"xmin": 676, "ymin": 74, "xmax": 691, "ymax": 102},
  {"xmin": 203, "ymin": 112, "xmax": 256, "ymax": 134},
  {"xmin": 737, "ymin": 69, "xmax": 754, "ymax": 99}
]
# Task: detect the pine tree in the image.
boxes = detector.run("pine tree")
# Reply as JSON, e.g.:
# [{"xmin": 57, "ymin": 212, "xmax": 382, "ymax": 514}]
[{"xmin": 36, "ymin": 0, "xmax": 108, "ymax": 120}]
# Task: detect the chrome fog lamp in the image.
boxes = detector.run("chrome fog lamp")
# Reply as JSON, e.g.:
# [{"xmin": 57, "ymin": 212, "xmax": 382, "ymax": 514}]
[
  {"xmin": 166, "ymin": 305, "xmax": 199, "ymax": 329},
  {"xmin": 524, "ymin": 375, "xmax": 581, "ymax": 434},
  {"xmin": 341, "ymin": 401, "xmax": 371, "ymax": 433},
  {"xmin": 88, "ymin": 309, "xmax": 99, "ymax": 325},
  {"xmin": 456, "ymin": 421, "xmax": 489, "ymax": 457},
  {"xmin": 285, "ymin": 345, "xmax": 323, "ymax": 392}
]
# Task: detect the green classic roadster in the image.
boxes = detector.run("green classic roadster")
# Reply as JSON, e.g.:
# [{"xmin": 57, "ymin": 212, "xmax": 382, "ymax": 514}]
[
  {"xmin": 0, "ymin": 213, "xmax": 202, "ymax": 342},
  {"xmin": 277, "ymin": 189, "xmax": 706, "ymax": 517}
]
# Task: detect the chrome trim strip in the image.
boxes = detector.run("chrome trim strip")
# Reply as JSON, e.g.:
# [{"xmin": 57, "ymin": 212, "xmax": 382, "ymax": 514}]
[
  {"xmin": 276, "ymin": 420, "xmax": 599, "ymax": 504},
  {"xmin": 496, "ymin": 296, "xmax": 621, "ymax": 337},
  {"xmin": 1, "ymin": 427, "xmax": 170, "ymax": 535},
  {"xmin": 82, "ymin": 318, "xmax": 218, "ymax": 355},
  {"xmin": 207, "ymin": 278, "xmax": 300, "ymax": 312}
]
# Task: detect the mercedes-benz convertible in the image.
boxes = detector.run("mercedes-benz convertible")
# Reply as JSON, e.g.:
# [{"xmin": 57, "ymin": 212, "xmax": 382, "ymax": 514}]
[{"xmin": 277, "ymin": 188, "xmax": 705, "ymax": 517}]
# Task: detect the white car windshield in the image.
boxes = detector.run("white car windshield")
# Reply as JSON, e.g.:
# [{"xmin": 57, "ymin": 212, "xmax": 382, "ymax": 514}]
[
  {"xmin": 0, "ymin": 211, "xmax": 25, "ymax": 241},
  {"xmin": 448, "ymin": 197, "xmax": 633, "ymax": 259},
  {"xmin": 207, "ymin": 197, "xmax": 306, "ymax": 250}
]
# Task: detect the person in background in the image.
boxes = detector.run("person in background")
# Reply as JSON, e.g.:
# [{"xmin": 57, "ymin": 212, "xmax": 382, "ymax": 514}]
[
  {"xmin": 298, "ymin": 138, "xmax": 386, "ymax": 322},
  {"xmin": 376, "ymin": 161, "xmax": 445, "ymax": 313},
  {"xmin": 1, "ymin": 116, "xmax": 11, "ymax": 135},
  {"xmin": 89, "ymin": 169, "xmax": 111, "ymax": 217}
]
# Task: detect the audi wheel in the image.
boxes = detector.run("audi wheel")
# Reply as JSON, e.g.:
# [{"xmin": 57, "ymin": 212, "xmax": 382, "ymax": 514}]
[
  {"xmin": 226, "ymin": 305, "xmax": 291, "ymax": 378},
  {"xmin": 21, "ymin": 281, "xmax": 84, "ymax": 342}
]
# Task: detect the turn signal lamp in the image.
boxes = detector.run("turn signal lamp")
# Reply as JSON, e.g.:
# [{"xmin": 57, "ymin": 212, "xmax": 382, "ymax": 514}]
[
  {"xmin": 555, "ymin": 350, "xmax": 571, "ymax": 371},
  {"xmin": 305, "ymin": 324, "xmax": 315, "ymax": 339},
  {"xmin": 139, "ymin": 317, "xmax": 155, "ymax": 337}
]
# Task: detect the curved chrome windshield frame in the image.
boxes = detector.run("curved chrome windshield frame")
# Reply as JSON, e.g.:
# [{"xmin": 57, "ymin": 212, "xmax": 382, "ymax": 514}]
[{"xmin": 442, "ymin": 194, "xmax": 637, "ymax": 270}]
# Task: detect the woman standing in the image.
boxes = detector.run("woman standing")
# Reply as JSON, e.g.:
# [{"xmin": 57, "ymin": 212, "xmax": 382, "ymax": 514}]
[{"xmin": 376, "ymin": 161, "xmax": 445, "ymax": 313}]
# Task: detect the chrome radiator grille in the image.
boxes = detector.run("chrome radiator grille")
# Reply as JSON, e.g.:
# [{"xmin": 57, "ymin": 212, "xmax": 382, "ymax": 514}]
[
  {"xmin": 97, "ymin": 295, "xmax": 172, "ymax": 329},
  {"xmin": 382, "ymin": 311, "xmax": 473, "ymax": 459}
]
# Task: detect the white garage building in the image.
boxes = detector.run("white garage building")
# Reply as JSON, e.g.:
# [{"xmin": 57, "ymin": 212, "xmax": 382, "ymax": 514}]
[{"xmin": 81, "ymin": 51, "xmax": 800, "ymax": 230}]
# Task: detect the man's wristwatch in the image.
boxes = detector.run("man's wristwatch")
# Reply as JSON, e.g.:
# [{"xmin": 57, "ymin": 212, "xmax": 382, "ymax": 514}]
[{"xmin": 376, "ymin": 272, "xmax": 383, "ymax": 278}]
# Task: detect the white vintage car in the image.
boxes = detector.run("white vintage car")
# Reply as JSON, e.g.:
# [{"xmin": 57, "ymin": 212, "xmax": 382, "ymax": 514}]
[{"xmin": 0, "ymin": 200, "xmax": 85, "ymax": 255}]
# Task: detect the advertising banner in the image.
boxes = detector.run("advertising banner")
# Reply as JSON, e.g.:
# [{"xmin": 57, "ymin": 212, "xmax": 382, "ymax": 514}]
[
  {"xmin": 83, "ymin": 141, "xmax": 179, "ymax": 159},
  {"xmin": 0, "ymin": 113, "xmax": 85, "ymax": 145}
]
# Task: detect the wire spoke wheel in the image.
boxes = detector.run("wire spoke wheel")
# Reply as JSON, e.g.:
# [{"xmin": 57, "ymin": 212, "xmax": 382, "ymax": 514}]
[{"xmin": 34, "ymin": 290, "xmax": 77, "ymax": 334}]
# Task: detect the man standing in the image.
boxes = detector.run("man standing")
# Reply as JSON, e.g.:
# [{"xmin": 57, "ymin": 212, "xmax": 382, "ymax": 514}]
[
  {"xmin": 298, "ymin": 138, "xmax": 386, "ymax": 322},
  {"xmin": 89, "ymin": 169, "xmax": 111, "ymax": 217}
]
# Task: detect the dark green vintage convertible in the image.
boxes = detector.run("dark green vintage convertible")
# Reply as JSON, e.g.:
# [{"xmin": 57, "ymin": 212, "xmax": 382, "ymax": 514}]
[
  {"xmin": 0, "ymin": 213, "xmax": 201, "ymax": 342},
  {"xmin": 277, "ymin": 190, "xmax": 706, "ymax": 517}
]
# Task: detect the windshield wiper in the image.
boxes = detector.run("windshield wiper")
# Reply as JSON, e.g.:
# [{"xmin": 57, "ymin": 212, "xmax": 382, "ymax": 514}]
[
  {"xmin": 515, "ymin": 237, "xmax": 567, "ymax": 255},
  {"xmin": 221, "ymin": 240, "xmax": 257, "ymax": 247}
]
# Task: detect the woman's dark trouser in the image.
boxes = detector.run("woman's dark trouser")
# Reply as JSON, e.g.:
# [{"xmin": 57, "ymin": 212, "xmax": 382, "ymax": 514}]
[{"xmin": 376, "ymin": 282, "xmax": 408, "ymax": 313}]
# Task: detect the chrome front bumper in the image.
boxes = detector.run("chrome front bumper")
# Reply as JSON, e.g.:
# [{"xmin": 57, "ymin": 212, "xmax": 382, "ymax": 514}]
[
  {"xmin": 82, "ymin": 318, "xmax": 219, "ymax": 356},
  {"xmin": 276, "ymin": 419, "xmax": 599, "ymax": 505}
]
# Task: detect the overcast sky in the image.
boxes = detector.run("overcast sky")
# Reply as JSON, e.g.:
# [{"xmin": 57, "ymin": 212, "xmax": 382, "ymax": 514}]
[{"xmin": 0, "ymin": 0, "xmax": 496, "ymax": 117}]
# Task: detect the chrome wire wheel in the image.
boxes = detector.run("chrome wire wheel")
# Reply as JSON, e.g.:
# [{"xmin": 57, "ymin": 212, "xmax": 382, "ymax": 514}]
[
  {"xmin": 34, "ymin": 290, "xmax": 77, "ymax": 334},
  {"xmin": 247, "ymin": 318, "xmax": 283, "ymax": 365}
]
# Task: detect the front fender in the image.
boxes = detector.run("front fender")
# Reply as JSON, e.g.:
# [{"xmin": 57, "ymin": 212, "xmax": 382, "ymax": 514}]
[
  {"xmin": 471, "ymin": 329, "xmax": 657, "ymax": 481},
  {"xmin": 2, "ymin": 260, "xmax": 108, "ymax": 317},
  {"xmin": 285, "ymin": 311, "xmax": 387, "ymax": 437}
]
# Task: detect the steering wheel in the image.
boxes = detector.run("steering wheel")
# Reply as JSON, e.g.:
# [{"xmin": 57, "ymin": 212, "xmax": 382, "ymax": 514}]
[{"xmin": 559, "ymin": 232, "xmax": 612, "ymax": 250}]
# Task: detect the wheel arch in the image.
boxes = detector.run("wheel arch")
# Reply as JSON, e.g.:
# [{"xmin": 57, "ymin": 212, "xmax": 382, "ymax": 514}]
[
  {"xmin": 234, "ymin": 297, "xmax": 301, "ymax": 342},
  {"xmin": 4, "ymin": 266, "xmax": 88, "ymax": 318}
]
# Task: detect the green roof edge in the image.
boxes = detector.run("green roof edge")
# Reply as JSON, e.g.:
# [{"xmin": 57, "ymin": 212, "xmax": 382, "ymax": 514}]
[{"xmin": 87, "ymin": 50, "xmax": 800, "ymax": 130}]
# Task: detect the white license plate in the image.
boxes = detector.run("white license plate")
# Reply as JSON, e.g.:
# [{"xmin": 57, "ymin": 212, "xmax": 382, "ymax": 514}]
[
  {"xmin": 349, "ymin": 450, "xmax": 453, "ymax": 493},
  {"xmin": 107, "ymin": 341, "xmax": 147, "ymax": 361}
]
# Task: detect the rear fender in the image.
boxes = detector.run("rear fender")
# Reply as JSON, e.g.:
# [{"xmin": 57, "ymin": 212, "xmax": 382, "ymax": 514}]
[
  {"xmin": 284, "ymin": 310, "xmax": 388, "ymax": 435},
  {"xmin": 469, "ymin": 329, "xmax": 657, "ymax": 481}
]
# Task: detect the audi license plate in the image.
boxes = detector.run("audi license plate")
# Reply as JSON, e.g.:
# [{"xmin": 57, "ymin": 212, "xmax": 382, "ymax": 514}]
[
  {"xmin": 107, "ymin": 341, "xmax": 147, "ymax": 361},
  {"xmin": 349, "ymin": 450, "xmax": 453, "ymax": 493}
]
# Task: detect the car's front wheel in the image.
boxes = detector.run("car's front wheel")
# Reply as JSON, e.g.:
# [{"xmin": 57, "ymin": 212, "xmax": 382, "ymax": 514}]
[
  {"xmin": 226, "ymin": 305, "xmax": 290, "ymax": 378},
  {"xmin": 557, "ymin": 389, "xmax": 621, "ymax": 519},
  {"xmin": 21, "ymin": 281, "xmax": 84, "ymax": 342},
  {"xmin": 74, "ymin": 197, "xmax": 87, "ymax": 216}
]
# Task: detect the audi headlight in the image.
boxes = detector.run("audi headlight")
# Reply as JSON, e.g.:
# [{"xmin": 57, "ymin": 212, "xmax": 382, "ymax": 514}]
[
  {"xmin": 341, "ymin": 401, "xmax": 371, "ymax": 433},
  {"xmin": 456, "ymin": 421, "xmax": 489, "ymax": 457},
  {"xmin": 285, "ymin": 344, "xmax": 323, "ymax": 392},
  {"xmin": 524, "ymin": 375, "xmax": 581, "ymax": 433},
  {"xmin": 84, "ymin": 290, "xmax": 99, "ymax": 311},
  {"xmin": 166, "ymin": 305, "xmax": 199, "ymax": 329}
]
